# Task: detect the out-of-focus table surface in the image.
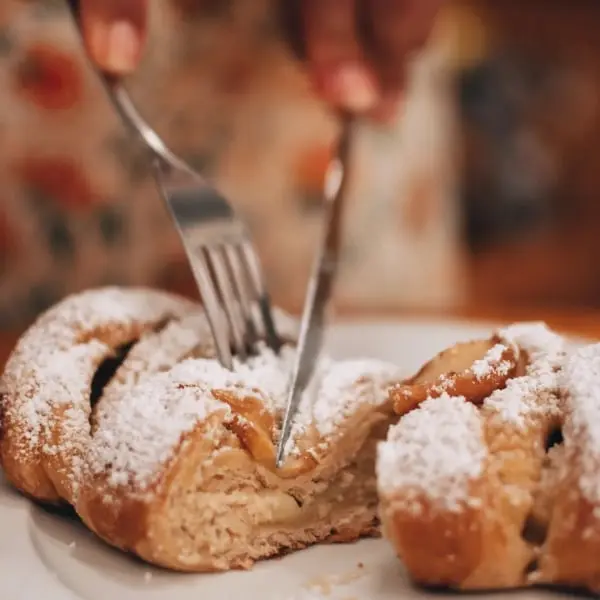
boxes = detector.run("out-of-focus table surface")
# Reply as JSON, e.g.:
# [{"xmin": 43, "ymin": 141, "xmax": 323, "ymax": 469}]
[{"xmin": 1, "ymin": 304, "xmax": 599, "ymax": 370}]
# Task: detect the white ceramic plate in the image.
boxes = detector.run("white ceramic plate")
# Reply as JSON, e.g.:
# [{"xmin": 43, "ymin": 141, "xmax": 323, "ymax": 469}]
[{"xmin": 0, "ymin": 318, "xmax": 579, "ymax": 600}]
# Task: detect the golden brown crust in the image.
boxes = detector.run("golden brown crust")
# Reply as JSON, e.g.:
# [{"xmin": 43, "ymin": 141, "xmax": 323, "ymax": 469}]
[
  {"xmin": 75, "ymin": 411, "xmax": 233, "ymax": 564},
  {"xmin": 378, "ymin": 323, "xmax": 575, "ymax": 592},
  {"xmin": 0, "ymin": 286, "xmax": 401, "ymax": 572},
  {"xmin": 212, "ymin": 390, "xmax": 318, "ymax": 478},
  {"xmin": 391, "ymin": 338, "xmax": 520, "ymax": 415},
  {"xmin": 378, "ymin": 395, "xmax": 538, "ymax": 591},
  {"xmin": 0, "ymin": 287, "xmax": 195, "ymax": 504},
  {"xmin": 76, "ymin": 396, "xmax": 392, "ymax": 571},
  {"xmin": 381, "ymin": 476, "xmax": 534, "ymax": 590},
  {"xmin": 534, "ymin": 343, "xmax": 600, "ymax": 592},
  {"xmin": 15, "ymin": 287, "xmax": 600, "ymax": 586}
]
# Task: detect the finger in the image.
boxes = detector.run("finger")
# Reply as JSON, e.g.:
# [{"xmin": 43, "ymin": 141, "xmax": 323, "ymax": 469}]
[
  {"xmin": 364, "ymin": 0, "xmax": 444, "ymax": 91},
  {"xmin": 302, "ymin": 0, "xmax": 380, "ymax": 114},
  {"xmin": 80, "ymin": 0, "xmax": 148, "ymax": 75},
  {"xmin": 368, "ymin": 92, "xmax": 403, "ymax": 124}
]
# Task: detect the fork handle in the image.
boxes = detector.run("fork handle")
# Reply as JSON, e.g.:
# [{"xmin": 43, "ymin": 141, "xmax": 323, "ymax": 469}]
[{"xmin": 64, "ymin": 0, "xmax": 193, "ymax": 174}]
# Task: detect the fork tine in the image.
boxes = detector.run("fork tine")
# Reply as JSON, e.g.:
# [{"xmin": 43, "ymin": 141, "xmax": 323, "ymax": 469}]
[
  {"xmin": 224, "ymin": 245, "xmax": 260, "ymax": 350},
  {"xmin": 206, "ymin": 246, "xmax": 248, "ymax": 361},
  {"xmin": 238, "ymin": 241, "xmax": 281, "ymax": 353},
  {"xmin": 69, "ymin": 0, "xmax": 271, "ymax": 369},
  {"xmin": 233, "ymin": 243, "xmax": 265, "ymax": 341},
  {"xmin": 188, "ymin": 250, "xmax": 234, "ymax": 369}
]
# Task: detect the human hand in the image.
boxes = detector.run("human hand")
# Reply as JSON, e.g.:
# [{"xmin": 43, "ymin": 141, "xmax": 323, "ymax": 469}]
[
  {"xmin": 296, "ymin": 0, "xmax": 446, "ymax": 120},
  {"xmin": 78, "ymin": 0, "xmax": 148, "ymax": 76},
  {"xmin": 79, "ymin": 0, "xmax": 445, "ymax": 120}
]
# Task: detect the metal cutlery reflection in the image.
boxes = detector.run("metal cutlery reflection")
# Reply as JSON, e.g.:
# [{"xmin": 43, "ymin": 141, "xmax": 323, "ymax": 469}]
[
  {"xmin": 276, "ymin": 118, "xmax": 353, "ymax": 467},
  {"xmin": 65, "ymin": 0, "xmax": 281, "ymax": 369}
]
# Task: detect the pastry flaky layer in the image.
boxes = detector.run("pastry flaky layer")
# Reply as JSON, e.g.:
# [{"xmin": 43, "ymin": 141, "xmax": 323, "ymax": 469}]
[
  {"xmin": 4, "ymin": 287, "xmax": 600, "ymax": 588},
  {"xmin": 377, "ymin": 322, "xmax": 600, "ymax": 594},
  {"xmin": 0, "ymin": 286, "xmax": 403, "ymax": 571}
]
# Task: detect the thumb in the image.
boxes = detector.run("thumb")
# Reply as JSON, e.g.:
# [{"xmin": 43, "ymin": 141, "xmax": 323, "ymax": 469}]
[{"xmin": 80, "ymin": 0, "xmax": 149, "ymax": 75}]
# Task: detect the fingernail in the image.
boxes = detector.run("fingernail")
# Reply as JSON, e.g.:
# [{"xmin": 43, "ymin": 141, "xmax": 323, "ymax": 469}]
[
  {"xmin": 105, "ymin": 20, "xmax": 141, "ymax": 74},
  {"xmin": 331, "ymin": 65, "xmax": 379, "ymax": 113}
]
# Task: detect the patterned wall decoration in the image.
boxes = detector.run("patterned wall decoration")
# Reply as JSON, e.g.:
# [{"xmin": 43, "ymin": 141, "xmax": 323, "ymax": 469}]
[{"xmin": 0, "ymin": 0, "xmax": 464, "ymax": 330}]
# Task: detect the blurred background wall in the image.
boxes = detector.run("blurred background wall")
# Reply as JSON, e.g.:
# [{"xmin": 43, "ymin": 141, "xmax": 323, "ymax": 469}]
[
  {"xmin": 0, "ymin": 0, "xmax": 599, "ymax": 332},
  {"xmin": 454, "ymin": 0, "xmax": 600, "ymax": 311}
]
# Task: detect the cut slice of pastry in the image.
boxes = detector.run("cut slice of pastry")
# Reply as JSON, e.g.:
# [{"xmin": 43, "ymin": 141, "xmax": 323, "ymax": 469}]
[
  {"xmin": 377, "ymin": 323, "xmax": 568, "ymax": 590},
  {"xmin": 0, "ymin": 287, "xmax": 403, "ymax": 572},
  {"xmin": 77, "ymin": 354, "xmax": 400, "ymax": 571}
]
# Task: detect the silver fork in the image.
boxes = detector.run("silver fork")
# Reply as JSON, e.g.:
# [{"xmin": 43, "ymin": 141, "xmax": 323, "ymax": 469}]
[{"xmin": 66, "ymin": 0, "xmax": 280, "ymax": 369}]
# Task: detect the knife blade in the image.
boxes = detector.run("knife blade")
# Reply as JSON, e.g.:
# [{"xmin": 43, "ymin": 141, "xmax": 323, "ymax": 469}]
[{"xmin": 275, "ymin": 120, "xmax": 353, "ymax": 468}]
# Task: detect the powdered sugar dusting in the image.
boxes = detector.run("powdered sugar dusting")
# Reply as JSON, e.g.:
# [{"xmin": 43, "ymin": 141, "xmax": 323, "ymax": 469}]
[
  {"xmin": 104, "ymin": 307, "xmax": 299, "ymax": 400},
  {"xmin": 90, "ymin": 347, "xmax": 399, "ymax": 493},
  {"xmin": 377, "ymin": 394, "xmax": 486, "ymax": 512},
  {"xmin": 499, "ymin": 322, "xmax": 562, "ymax": 357},
  {"xmin": 1, "ymin": 287, "xmax": 194, "ymax": 463},
  {"xmin": 561, "ymin": 343, "xmax": 600, "ymax": 504},
  {"xmin": 471, "ymin": 343, "xmax": 512, "ymax": 380},
  {"xmin": 400, "ymin": 342, "xmax": 515, "ymax": 402},
  {"xmin": 311, "ymin": 360, "xmax": 399, "ymax": 437},
  {"xmin": 5, "ymin": 342, "xmax": 112, "ymax": 497},
  {"xmin": 483, "ymin": 322, "xmax": 566, "ymax": 427},
  {"xmin": 0, "ymin": 286, "xmax": 404, "ymax": 499},
  {"xmin": 283, "ymin": 357, "xmax": 399, "ymax": 446},
  {"xmin": 103, "ymin": 312, "xmax": 214, "ymax": 397},
  {"xmin": 89, "ymin": 361, "xmax": 232, "ymax": 488}
]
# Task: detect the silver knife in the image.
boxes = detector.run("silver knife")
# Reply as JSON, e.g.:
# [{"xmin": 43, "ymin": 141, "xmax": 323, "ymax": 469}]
[{"xmin": 275, "ymin": 119, "xmax": 353, "ymax": 468}]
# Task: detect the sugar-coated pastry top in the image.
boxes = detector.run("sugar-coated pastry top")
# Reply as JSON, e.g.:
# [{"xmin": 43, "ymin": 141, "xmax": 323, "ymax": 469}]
[
  {"xmin": 377, "ymin": 322, "xmax": 568, "ymax": 513},
  {"xmin": 89, "ymin": 344, "xmax": 400, "ymax": 493},
  {"xmin": 0, "ymin": 287, "xmax": 401, "ymax": 502}
]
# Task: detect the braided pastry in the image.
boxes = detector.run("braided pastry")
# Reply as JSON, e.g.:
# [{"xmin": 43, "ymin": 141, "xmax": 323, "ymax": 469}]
[
  {"xmin": 0, "ymin": 287, "xmax": 196, "ymax": 505},
  {"xmin": 377, "ymin": 322, "xmax": 600, "ymax": 594},
  {"xmin": 0, "ymin": 286, "xmax": 402, "ymax": 572}
]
